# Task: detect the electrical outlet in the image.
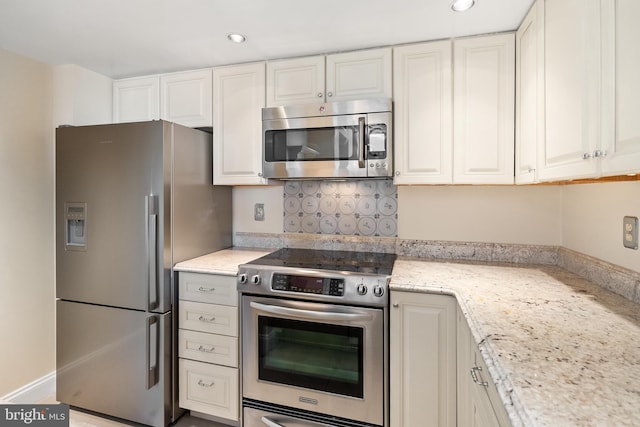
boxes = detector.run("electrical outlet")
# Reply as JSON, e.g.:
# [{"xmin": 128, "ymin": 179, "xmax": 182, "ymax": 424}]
[
  {"xmin": 623, "ymin": 216, "xmax": 638, "ymax": 250},
  {"xmin": 254, "ymin": 203, "xmax": 265, "ymax": 221}
]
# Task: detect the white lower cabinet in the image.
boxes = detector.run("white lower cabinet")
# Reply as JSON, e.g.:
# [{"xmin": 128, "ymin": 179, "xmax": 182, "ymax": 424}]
[
  {"xmin": 390, "ymin": 291, "xmax": 457, "ymax": 427},
  {"xmin": 457, "ymin": 307, "xmax": 511, "ymax": 427},
  {"xmin": 178, "ymin": 272, "xmax": 239, "ymax": 424},
  {"xmin": 179, "ymin": 359, "xmax": 239, "ymax": 420}
]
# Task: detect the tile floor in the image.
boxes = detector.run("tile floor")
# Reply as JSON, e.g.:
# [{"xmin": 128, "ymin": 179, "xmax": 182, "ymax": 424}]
[{"xmin": 40, "ymin": 395, "xmax": 228, "ymax": 427}]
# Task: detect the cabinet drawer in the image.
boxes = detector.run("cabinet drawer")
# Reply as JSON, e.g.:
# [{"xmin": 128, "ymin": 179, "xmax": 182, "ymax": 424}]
[
  {"xmin": 179, "ymin": 301, "xmax": 237, "ymax": 336},
  {"xmin": 179, "ymin": 359, "xmax": 238, "ymax": 421},
  {"xmin": 179, "ymin": 329, "xmax": 238, "ymax": 367},
  {"xmin": 179, "ymin": 272, "xmax": 238, "ymax": 306}
]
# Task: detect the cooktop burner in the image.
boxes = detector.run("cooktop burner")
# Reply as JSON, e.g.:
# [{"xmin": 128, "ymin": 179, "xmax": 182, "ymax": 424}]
[{"xmin": 246, "ymin": 248, "xmax": 396, "ymax": 276}]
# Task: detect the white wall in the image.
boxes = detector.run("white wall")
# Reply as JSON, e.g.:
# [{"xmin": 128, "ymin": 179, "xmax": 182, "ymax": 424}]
[
  {"xmin": 232, "ymin": 184, "xmax": 284, "ymax": 235},
  {"xmin": 53, "ymin": 64, "xmax": 113, "ymax": 127},
  {"xmin": 397, "ymin": 186, "xmax": 563, "ymax": 245},
  {"xmin": 233, "ymin": 184, "xmax": 564, "ymax": 245},
  {"xmin": 563, "ymin": 180, "xmax": 640, "ymax": 273},
  {"xmin": 0, "ymin": 48, "xmax": 55, "ymax": 395}
]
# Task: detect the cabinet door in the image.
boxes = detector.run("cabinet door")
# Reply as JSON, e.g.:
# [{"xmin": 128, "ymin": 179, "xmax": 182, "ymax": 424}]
[
  {"xmin": 212, "ymin": 62, "xmax": 267, "ymax": 185},
  {"xmin": 326, "ymin": 48, "xmax": 392, "ymax": 102},
  {"xmin": 600, "ymin": 0, "xmax": 640, "ymax": 176},
  {"xmin": 453, "ymin": 34, "xmax": 515, "ymax": 184},
  {"xmin": 538, "ymin": 0, "xmax": 601, "ymax": 181},
  {"xmin": 390, "ymin": 292, "xmax": 456, "ymax": 427},
  {"xmin": 457, "ymin": 307, "xmax": 512, "ymax": 427},
  {"xmin": 179, "ymin": 359, "xmax": 239, "ymax": 421},
  {"xmin": 515, "ymin": 2, "xmax": 543, "ymax": 184},
  {"xmin": 266, "ymin": 56, "xmax": 325, "ymax": 107},
  {"xmin": 160, "ymin": 69, "xmax": 212, "ymax": 128},
  {"xmin": 393, "ymin": 40, "xmax": 453, "ymax": 184},
  {"xmin": 113, "ymin": 76, "xmax": 160, "ymax": 123}
]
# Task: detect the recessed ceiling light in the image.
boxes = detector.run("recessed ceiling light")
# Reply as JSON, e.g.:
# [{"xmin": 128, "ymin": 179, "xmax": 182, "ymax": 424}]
[
  {"xmin": 451, "ymin": 0, "xmax": 475, "ymax": 12},
  {"xmin": 227, "ymin": 33, "xmax": 247, "ymax": 43}
]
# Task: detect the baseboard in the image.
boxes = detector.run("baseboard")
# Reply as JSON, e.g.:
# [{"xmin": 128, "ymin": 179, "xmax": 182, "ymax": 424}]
[{"xmin": 1, "ymin": 371, "xmax": 56, "ymax": 404}]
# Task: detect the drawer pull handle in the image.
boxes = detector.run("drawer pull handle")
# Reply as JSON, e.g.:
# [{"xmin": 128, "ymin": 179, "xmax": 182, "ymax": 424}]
[
  {"xmin": 198, "ymin": 345, "xmax": 216, "ymax": 353},
  {"xmin": 198, "ymin": 286, "xmax": 215, "ymax": 293},
  {"xmin": 470, "ymin": 366, "xmax": 488, "ymax": 387},
  {"xmin": 198, "ymin": 315, "xmax": 216, "ymax": 323},
  {"xmin": 197, "ymin": 379, "xmax": 215, "ymax": 388}
]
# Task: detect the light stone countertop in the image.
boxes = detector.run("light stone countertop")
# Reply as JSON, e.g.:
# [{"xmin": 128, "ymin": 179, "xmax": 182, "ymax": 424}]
[
  {"xmin": 391, "ymin": 258, "xmax": 640, "ymax": 427},
  {"xmin": 174, "ymin": 248, "xmax": 640, "ymax": 426},
  {"xmin": 174, "ymin": 247, "xmax": 273, "ymax": 275}
]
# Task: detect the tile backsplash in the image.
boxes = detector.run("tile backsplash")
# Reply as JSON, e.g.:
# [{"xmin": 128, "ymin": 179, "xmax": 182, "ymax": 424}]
[{"xmin": 282, "ymin": 180, "xmax": 398, "ymax": 237}]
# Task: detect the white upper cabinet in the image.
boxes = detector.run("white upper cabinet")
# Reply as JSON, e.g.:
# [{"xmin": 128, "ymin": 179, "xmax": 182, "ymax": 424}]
[
  {"xmin": 600, "ymin": 0, "xmax": 640, "ymax": 176},
  {"xmin": 515, "ymin": 2, "xmax": 544, "ymax": 184},
  {"xmin": 266, "ymin": 48, "xmax": 392, "ymax": 107},
  {"xmin": 266, "ymin": 56, "xmax": 325, "ymax": 106},
  {"xmin": 453, "ymin": 33, "xmax": 516, "ymax": 184},
  {"xmin": 113, "ymin": 76, "xmax": 160, "ymax": 123},
  {"xmin": 393, "ymin": 40, "xmax": 453, "ymax": 184},
  {"xmin": 325, "ymin": 48, "xmax": 392, "ymax": 102},
  {"xmin": 160, "ymin": 69, "xmax": 212, "ymax": 128},
  {"xmin": 114, "ymin": 69, "xmax": 212, "ymax": 127},
  {"xmin": 537, "ymin": 0, "xmax": 601, "ymax": 181},
  {"xmin": 212, "ymin": 62, "xmax": 267, "ymax": 185}
]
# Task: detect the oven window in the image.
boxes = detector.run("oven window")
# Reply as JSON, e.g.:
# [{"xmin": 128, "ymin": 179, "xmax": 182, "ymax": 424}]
[
  {"xmin": 264, "ymin": 126, "xmax": 359, "ymax": 162},
  {"xmin": 257, "ymin": 316, "xmax": 364, "ymax": 398}
]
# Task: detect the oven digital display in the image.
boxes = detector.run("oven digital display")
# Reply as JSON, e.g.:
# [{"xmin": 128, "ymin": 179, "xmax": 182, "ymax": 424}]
[{"xmin": 272, "ymin": 273, "xmax": 344, "ymax": 296}]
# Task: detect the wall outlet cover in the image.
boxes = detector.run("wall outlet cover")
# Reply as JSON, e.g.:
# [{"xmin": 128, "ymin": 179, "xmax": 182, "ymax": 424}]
[
  {"xmin": 254, "ymin": 203, "xmax": 265, "ymax": 221},
  {"xmin": 623, "ymin": 216, "xmax": 638, "ymax": 250}
]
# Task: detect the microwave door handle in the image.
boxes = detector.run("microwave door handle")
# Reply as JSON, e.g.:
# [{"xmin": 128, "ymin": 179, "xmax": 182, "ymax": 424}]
[
  {"xmin": 358, "ymin": 116, "xmax": 366, "ymax": 168},
  {"xmin": 250, "ymin": 301, "xmax": 371, "ymax": 322}
]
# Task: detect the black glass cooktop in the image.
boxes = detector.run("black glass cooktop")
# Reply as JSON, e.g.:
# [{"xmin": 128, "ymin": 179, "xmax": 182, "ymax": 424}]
[{"xmin": 246, "ymin": 248, "xmax": 396, "ymax": 276}]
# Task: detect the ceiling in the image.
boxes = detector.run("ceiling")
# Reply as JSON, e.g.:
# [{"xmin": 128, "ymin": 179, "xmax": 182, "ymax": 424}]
[{"xmin": 0, "ymin": 0, "xmax": 534, "ymax": 79}]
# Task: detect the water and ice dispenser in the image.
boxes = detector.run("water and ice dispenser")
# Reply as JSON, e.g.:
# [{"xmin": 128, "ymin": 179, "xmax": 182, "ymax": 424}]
[{"xmin": 64, "ymin": 202, "xmax": 87, "ymax": 251}]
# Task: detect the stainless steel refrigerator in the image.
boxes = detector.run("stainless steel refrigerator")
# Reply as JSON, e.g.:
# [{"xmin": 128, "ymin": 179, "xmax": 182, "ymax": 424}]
[{"xmin": 55, "ymin": 120, "xmax": 232, "ymax": 426}]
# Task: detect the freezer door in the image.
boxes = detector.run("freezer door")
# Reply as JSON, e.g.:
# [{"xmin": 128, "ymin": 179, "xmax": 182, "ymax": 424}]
[
  {"xmin": 56, "ymin": 300, "xmax": 172, "ymax": 427},
  {"xmin": 56, "ymin": 122, "xmax": 167, "ymax": 311}
]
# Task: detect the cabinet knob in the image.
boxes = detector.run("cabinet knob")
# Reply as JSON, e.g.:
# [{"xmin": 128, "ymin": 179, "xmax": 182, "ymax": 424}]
[
  {"xmin": 395, "ymin": 171, "xmax": 400, "ymax": 176},
  {"xmin": 317, "ymin": 92, "xmax": 323, "ymax": 98},
  {"xmin": 327, "ymin": 91, "xmax": 333, "ymax": 97},
  {"xmin": 594, "ymin": 149, "xmax": 607, "ymax": 158},
  {"xmin": 582, "ymin": 152, "xmax": 592, "ymax": 160}
]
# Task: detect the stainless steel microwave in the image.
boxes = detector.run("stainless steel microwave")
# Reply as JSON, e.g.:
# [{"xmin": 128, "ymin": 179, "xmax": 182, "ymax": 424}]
[{"xmin": 262, "ymin": 99, "xmax": 392, "ymax": 180}]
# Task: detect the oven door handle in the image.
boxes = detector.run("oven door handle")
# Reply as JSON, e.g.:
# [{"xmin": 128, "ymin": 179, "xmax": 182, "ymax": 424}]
[
  {"xmin": 261, "ymin": 415, "xmax": 328, "ymax": 427},
  {"xmin": 250, "ymin": 302, "xmax": 372, "ymax": 322}
]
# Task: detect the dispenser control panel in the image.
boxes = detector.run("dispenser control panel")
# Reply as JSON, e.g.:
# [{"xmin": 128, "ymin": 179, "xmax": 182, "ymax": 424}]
[{"xmin": 64, "ymin": 202, "xmax": 87, "ymax": 251}]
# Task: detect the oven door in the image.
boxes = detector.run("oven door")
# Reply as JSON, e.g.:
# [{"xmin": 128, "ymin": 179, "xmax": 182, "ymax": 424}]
[
  {"xmin": 242, "ymin": 296, "xmax": 385, "ymax": 426},
  {"xmin": 263, "ymin": 113, "xmax": 390, "ymax": 180}
]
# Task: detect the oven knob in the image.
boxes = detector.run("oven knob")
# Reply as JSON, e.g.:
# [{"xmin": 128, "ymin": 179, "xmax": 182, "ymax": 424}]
[
  {"xmin": 373, "ymin": 285, "xmax": 385, "ymax": 297},
  {"xmin": 238, "ymin": 273, "xmax": 248, "ymax": 284},
  {"xmin": 251, "ymin": 275, "xmax": 261, "ymax": 286},
  {"xmin": 357, "ymin": 283, "xmax": 367, "ymax": 295}
]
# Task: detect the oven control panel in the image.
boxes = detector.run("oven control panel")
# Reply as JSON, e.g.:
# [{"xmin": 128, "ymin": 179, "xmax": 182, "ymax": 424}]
[
  {"xmin": 271, "ymin": 273, "xmax": 344, "ymax": 296},
  {"xmin": 238, "ymin": 265, "xmax": 390, "ymax": 307}
]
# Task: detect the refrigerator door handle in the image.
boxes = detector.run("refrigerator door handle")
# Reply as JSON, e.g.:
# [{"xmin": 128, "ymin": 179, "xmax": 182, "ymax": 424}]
[
  {"xmin": 146, "ymin": 195, "xmax": 159, "ymax": 311},
  {"xmin": 146, "ymin": 315, "xmax": 159, "ymax": 389}
]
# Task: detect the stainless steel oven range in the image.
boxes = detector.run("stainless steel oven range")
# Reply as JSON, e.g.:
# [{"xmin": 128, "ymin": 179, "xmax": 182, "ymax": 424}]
[{"xmin": 238, "ymin": 248, "xmax": 396, "ymax": 427}]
